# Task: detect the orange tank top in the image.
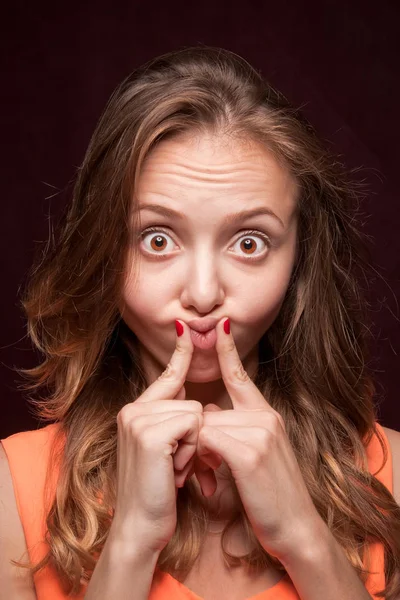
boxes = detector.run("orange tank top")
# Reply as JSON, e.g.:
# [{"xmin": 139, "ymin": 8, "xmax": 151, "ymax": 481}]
[{"xmin": 1, "ymin": 421, "xmax": 393, "ymax": 600}]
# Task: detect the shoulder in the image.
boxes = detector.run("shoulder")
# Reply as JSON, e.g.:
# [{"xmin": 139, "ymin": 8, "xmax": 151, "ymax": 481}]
[
  {"xmin": 1, "ymin": 423, "xmax": 65, "ymax": 526},
  {"xmin": 381, "ymin": 426, "xmax": 400, "ymax": 506},
  {"xmin": 1, "ymin": 423, "xmax": 64, "ymax": 474},
  {"xmin": 0, "ymin": 442, "xmax": 37, "ymax": 598}
]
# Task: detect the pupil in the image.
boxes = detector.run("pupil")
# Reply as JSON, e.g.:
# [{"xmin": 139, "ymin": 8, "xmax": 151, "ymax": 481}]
[
  {"xmin": 155, "ymin": 236, "xmax": 164, "ymax": 248},
  {"xmin": 243, "ymin": 239, "xmax": 252, "ymax": 250}
]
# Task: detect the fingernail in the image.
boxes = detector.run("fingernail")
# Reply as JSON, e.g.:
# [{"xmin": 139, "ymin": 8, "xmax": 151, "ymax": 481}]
[
  {"xmin": 175, "ymin": 320, "xmax": 184, "ymax": 337},
  {"xmin": 223, "ymin": 318, "xmax": 230, "ymax": 335}
]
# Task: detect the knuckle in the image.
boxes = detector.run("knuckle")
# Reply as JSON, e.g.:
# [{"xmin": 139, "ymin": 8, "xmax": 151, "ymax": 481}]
[
  {"xmin": 242, "ymin": 447, "xmax": 261, "ymax": 471},
  {"xmin": 116, "ymin": 404, "xmax": 131, "ymax": 427},
  {"xmin": 158, "ymin": 362, "xmax": 178, "ymax": 381},
  {"xmin": 185, "ymin": 400, "xmax": 203, "ymax": 412},
  {"xmin": 226, "ymin": 363, "xmax": 250, "ymax": 386},
  {"xmin": 186, "ymin": 412, "xmax": 201, "ymax": 429},
  {"xmin": 268, "ymin": 410, "xmax": 285, "ymax": 433},
  {"xmin": 235, "ymin": 363, "xmax": 250, "ymax": 383},
  {"xmin": 117, "ymin": 402, "xmax": 142, "ymax": 428},
  {"xmin": 137, "ymin": 428, "xmax": 155, "ymax": 451},
  {"xmin": 195, "ymin": 412, "xmax": 203, "ymax": 428},
  {"xmin": 224, "ymin": 339, "xmax": 236, "ymax": 354},
  {"xmin": 255, "ymin": 427, "xmax": 270, "ymax": 446},
  {"xmin": 117, "ymin": 402, "xmax": 143, "ymax": 434},
  {"xmin": 128, "ymin": 416, "xmax": 143, "ymax": 438}
]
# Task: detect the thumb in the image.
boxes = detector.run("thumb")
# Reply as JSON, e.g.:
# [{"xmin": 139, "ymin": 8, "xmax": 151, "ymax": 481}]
[{"xmin": 174, "ymin": 385, "xmax": 186, "ymax": 400}]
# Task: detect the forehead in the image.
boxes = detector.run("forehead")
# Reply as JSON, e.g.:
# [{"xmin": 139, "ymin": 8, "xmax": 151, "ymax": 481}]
[{"xmin": 136, "ymin": 133, "xmax": 299, "ymax": 222}]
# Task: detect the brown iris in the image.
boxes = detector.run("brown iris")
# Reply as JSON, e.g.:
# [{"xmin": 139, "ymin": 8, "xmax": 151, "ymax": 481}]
[
  {"xmin": 150, "ymin": 235, "xmax": 167, "ymax": 251},
  {"xmin": 241, "ymin": 238, "xmax": 256, "ymax": 254}
]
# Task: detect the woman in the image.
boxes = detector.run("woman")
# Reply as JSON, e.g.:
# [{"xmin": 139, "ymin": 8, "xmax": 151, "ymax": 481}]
[{"xmin": 1, "ymin": 46, "xmax": 400, "ymax": 600}]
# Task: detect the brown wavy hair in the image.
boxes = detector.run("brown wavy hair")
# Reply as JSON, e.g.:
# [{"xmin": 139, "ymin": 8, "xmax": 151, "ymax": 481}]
[{"xmin": 12, "ymin": 45, "xmax": 400, "ymax": 598}]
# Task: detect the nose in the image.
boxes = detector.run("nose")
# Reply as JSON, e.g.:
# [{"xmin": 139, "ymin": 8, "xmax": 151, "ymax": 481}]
[{"xmin": 180, "ymin": 246, "xmax": 225, "ymax": 314}]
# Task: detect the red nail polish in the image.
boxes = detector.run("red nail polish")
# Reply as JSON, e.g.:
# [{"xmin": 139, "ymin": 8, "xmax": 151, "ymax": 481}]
[
  {"xmin": 223, "ymin": 318, "xmax": 230, "ymax": 334},
  {"xmin": 175, "ymin": 320, "xmax": 184, "ymax": 337}
]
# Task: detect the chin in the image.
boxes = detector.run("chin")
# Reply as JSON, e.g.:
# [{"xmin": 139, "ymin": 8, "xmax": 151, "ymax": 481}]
[
  {"xmin": 185, "ymin": 372, "xmax": 222, "ymax": 383},
  {"xmin": 184, "ymin": 359, "xmax": 222, "ymax": 383}
]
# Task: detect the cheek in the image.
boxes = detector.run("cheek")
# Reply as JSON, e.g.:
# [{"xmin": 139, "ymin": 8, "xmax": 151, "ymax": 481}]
[
  {"xmin": 245, "ymin": 290, "xmax": 285, "ymax": 333},
  {"xmin": 119, "ymin": 273, "xmax": 168, "ymax": 329},
  {"xmin": 243, "ymin": 259, "xmax": 294, "ymax": 330}
]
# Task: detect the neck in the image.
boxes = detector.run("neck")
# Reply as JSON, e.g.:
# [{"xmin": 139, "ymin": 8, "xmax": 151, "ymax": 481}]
[{"xmin": 184, "ymin": 377, "xmax": 233, "ymax": 409}]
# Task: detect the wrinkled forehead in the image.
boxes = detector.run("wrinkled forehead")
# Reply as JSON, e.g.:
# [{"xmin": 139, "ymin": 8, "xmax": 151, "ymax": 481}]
[
  {"xmin": 139, "ymin": 130, "xmax": 293, "ymax": 177},
  {"xmin": 135, "ymin": 132, "xmax": 300, "ymax": 227}
]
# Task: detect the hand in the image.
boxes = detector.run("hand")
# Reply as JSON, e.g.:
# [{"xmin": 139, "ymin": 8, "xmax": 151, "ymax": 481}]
[
  {"xmin": 173, "ymin": 387, "xmax": 223, "ymax": 496},
  {"xmin": 195, "ymin": 317, "xmax": 323, "ymax": 562},
  {"xmin": 112, "ymin": 322, "xmax": 207, "ymax": 556}
]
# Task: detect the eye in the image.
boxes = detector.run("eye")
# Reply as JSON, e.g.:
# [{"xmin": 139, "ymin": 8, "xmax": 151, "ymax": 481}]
[
  {"xmin": 139, "ymin": 227, "xmax": 176, "ymax": 257},
  {"xmin": 230, "ymin": 230, "xmax": 271, "ymax": 260},
  {"xmin": 138, "ymin": 227, "xmax": 271, "ymax": 261}
]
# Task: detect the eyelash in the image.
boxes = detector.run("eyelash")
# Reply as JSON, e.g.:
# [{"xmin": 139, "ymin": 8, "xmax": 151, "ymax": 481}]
[{"xmin": 138, "ymin": 226, "xmax": 272, "ymax": 261}]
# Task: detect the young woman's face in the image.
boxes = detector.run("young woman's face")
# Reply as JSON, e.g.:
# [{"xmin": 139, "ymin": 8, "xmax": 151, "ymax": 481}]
[{"xmin": 120, "ymin": 133, "xmax": 299, "ymax": 384}]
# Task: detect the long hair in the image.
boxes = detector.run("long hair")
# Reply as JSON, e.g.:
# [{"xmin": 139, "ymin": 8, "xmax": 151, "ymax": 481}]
[{"xmin": 13, "ymin": 46, "xmax": 400, "ymax": 598}]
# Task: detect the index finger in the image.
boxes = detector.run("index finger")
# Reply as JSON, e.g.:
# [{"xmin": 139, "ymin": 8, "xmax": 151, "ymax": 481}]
[
  {"xmin": 215, "ymin": 317, "xmax": 269, "ymax": 410},
  {"xmin": 136, "ymin": 320, "xmax": 194, "ymax": 403}
]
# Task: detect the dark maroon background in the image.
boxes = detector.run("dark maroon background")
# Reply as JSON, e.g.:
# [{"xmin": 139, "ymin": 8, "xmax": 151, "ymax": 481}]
[{"xmin": 1, "ymin": 1, "xmax": 399, "ymax": 438}]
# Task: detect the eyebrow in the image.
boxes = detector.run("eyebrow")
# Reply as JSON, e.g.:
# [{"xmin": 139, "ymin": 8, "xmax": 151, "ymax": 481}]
[{"xmin": 138, "ymin": 203, "xmax": 285, "ymax": 228}]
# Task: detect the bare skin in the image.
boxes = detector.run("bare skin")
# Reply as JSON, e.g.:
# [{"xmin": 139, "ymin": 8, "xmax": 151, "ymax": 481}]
[
  {"xmin": 118, "ymin": 132, "xmax": 299, "ymax": 597},
  {"xmin": 120, "ymin": 132, "xmax": 298, "ymax": 411}
]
